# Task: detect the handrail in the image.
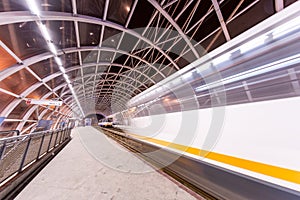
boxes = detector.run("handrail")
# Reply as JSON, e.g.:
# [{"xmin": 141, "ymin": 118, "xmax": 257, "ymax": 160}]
[
  {"xmin": 0, "ymin": 130, "xmax": 20, "ymax": 138},
  {"xmin": 0, "ymin": 128, "xmax": 72, "ymax": 186}
]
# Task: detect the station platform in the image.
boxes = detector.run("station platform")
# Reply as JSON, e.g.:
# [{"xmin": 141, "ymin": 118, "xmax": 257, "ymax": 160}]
[{"xmin": 15, "ymin": 127, "xmax": 201, "ymax": 200}]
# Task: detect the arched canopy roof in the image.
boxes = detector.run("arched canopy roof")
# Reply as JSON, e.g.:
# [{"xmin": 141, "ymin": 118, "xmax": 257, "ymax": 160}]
[{"xmin": 0, "ymin": 0, "xmax": 295, "ymax": 133}]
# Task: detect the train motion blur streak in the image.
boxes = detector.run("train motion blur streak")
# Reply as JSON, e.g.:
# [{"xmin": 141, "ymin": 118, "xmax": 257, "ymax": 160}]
[{"xmin": 111, "ymin": 2, "xmax": 300, "ymax": 199}]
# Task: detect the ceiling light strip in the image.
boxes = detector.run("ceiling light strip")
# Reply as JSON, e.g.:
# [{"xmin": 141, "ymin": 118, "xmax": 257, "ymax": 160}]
[{"xmin": 25, "ymin": 0, "xmax": 84, "ymax": 117}]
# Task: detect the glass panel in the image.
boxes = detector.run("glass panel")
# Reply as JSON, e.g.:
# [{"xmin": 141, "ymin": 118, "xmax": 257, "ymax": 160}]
[
  {"xmin": 220, "ymin": 0, "xmax": 249, "ymax": 22},
  {"xmin": 79, "ymin": 23, "xmax": 101, "ymax": 46},
  {"xmin": 67, "ymin": 69, "xmax": 81, "ymax": 80},
  {"xmin": 108, "ymin": 65, "xmax": 121, "ymax": 73},
  {"xmin": 39, "ymin": 0, "xmax": 72, "ymax": 12},
  {"xmin": 97, "ymin": 65, "xmax": 109, "ymax": 73},
  {"xmin": 83, "ymin": 66, "xmax": 96, "ymax": 75},
  {"xmin": 21, "ymin": 122, "xmax": 35, "ymax": 134},
  {"xmin": 61, "ymin": 52, "xmax": 79, "ymax": 69},
  {"xmin": 54, "ymin": 87, "xmax": 63, "ymax": 96},
  {"xmin": 77, "ymin": 0, "xmax": 105, "ymax": 18},
  {"xmin": 0, "ymin": 0, "xmax": 72, "ymax": 12},
  {"xmin": 48, "ymin": 21, "xmax": 76, "ymax": 49},
  {"xmin": 227, "ymin": 0, "xmax": 275, "ymax": 38},
  {"xmin": 119, "ymin": 33, "xmax": 139, "ymax": 52},
  {"xmin": 102, "ymin": 27, "xmax": 122, "ymax": 48},
  {"xmin": 99, "ymin": 51, "xmax": 114, "ymax": 62},
  {"xmin": 0, "ymin": 1, "xmax": 27, "ymax": 12},
  {"xmin": 42, "ymin": 110, "xmax": 53, "ymax": 120},
  {"xmin": 0, "ymin": 22, "xmax": 49, "ymax": 60},
  {"xmin": 8, "ymin": 100, "xmax": 32, "ymax": 119},
  {"xmin": 81, "ymin": 51, "xmax": 98, "ymax": 63},
  {"xmin": 184, "ymin": 1, "xmax": 213, "ymax": 41},
  {"xmin": 107, "ymin": 0, "xmax": 133, "ymax": 25},
  {"xmin": 192, "ymin": 11, "xmax": 221, "ymax": 43},
  {"xmin": 26, "ymin": 85, "xmax": 50, "ymax": 99},
  {"xmin": 128, "ymin": 0, "xmax": 155, "ymax": 29},
  {"xmin": 29, "ymin": 57, "xmax": 59, "ymax": 79},
  {"xmin": 0, "ymin": 46, "xmax": 16, "ymax": 71},
  {"xmin": 0, "ymin": 92, "xmax": 14, "ymax": 113},
  {"xmin": 0, "ymin": 121, "xmax": 19, "ymax": 131},
  {"xmin": 28, "ymin": 110, "xmax": 38, "ymax": 121},
  {"xmin": 47, "ymin": 75, "xmax": 66, "ymax": 89},
  {"xmin": 0, "ymin": 68, "xmax": 38, "ymax": 94}
]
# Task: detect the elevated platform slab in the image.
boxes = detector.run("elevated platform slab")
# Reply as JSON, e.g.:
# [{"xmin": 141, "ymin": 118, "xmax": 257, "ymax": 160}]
[{"xmin": 16, "ymin": 127, "xmax": 200, "ymax": 200}]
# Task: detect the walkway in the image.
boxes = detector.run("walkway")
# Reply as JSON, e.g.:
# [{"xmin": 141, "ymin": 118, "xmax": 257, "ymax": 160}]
[{"xmin": 15, "ymin": 127, "xmax": 200, "ymax": 200}]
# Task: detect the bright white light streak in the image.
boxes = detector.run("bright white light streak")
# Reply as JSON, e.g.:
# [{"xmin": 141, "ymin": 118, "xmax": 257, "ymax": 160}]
[
  {"xmin": 182, "ymin": 72, "xmax": 193, "ymax": 80},
  {"xmin": 212, "ymin": 53, "xmax": 230, "ymax": 66},
  {"xmin": 68, "ymin": 84, "xmax": 74, "ymax": 91},
  {"xmin": 48, "ymin": 43, "xmax": 57, "ymax": 55},
  {"xmin": 26, "ymin": 0, "xmax": 40, "ymax": 15},
  {"xmin": 272, "ymin": 15, "xmax": 300, "ymax": 39},
  {"xmin": 63, "ymin": 73, "xmax": 69, "ymax": 80},
  {"xmin": 54, "ymin": 57, "xmax": 62, "ymax": 66},
  {"xmin": 59, "ymin": 66, "xmax": 66, "ymax": 73},
  {"xmin": 39, "ymin": 23, "xmax": 51, "ymax": 41},
  {"xmin": 195, "ymin": 53, "xmax": 300, "ymax": 92},
  {"xmin": 240, "ymin": 35, "xmax": 267, "ymax": 54}
]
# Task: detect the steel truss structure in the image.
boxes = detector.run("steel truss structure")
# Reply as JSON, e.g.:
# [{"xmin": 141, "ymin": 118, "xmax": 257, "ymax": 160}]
[{"xmin": 0, "ymin": 0, "xmax": 293, "ymax": 133}]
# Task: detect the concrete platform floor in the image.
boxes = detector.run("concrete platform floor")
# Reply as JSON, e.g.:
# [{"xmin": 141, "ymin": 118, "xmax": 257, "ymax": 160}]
[{"xmin": 16, "ymin": 127, "xmax": 202, "ymax": 200}]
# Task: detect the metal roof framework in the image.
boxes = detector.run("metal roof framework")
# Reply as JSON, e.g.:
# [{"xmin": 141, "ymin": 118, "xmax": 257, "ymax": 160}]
[{"xmin": 0, "ymin": 0, "xmax": 292, "ymax": 133}]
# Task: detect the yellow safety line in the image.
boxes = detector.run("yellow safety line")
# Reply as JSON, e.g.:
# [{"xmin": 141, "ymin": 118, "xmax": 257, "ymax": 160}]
[{"xmin": 128, "ymin": 133, "xmax": 300, "ymax": 185}]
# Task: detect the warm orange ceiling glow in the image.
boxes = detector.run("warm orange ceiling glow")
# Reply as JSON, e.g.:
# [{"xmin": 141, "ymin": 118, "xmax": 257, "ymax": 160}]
[{"xmin": 0, "ymin": 46, "xmax": 16, "ymax": 71}]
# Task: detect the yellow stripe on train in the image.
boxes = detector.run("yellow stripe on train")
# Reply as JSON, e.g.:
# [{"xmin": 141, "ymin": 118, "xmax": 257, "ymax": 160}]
[{"xmin": 128, "ymin": 133, "xmax": 300, "ymax": 185}]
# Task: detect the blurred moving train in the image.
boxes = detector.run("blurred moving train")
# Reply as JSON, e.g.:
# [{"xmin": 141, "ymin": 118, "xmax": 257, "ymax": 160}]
[
  {"xmin": 111, "ymin": 2, "xmax": 300, "ymax": 199},
  {"xmin": 98, "ymin": 117, "xmax": 114, "ymax": 128}
]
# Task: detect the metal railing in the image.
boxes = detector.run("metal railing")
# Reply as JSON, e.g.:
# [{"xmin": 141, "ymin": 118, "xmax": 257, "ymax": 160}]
[
  {"xmin": 0, "ymin": 128, "xmax": 71, "ymax": 184},
  {"xmin": 0, "ymin": 130, "xmax": 20, "ymax": 139}
]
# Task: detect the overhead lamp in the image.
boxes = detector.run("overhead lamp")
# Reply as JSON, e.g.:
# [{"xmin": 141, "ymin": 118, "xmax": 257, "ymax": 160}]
[{"xmin": 26, "ymin": 0, "xmax": 40, "ymax": 16}]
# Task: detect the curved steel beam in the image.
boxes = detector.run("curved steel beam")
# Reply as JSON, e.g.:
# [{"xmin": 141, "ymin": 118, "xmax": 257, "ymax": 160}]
[
  {"xmin": 75, "ymin": 86, "xmax": 133, "ymax": 100},
  {"xmin": 0, "ymin": 46, "xmax": 165, "ymax": 82},
  {"xmin": 0, "ymin": 11, "xmax": 179, "ymax": 71},
  {"xmin": 64, "ymin": 62, "xmax": 157, "ymax": 85},
  {"xmin": 77, "ymin": 92, "xmax": 129, "ymax": 106},
  {"xmin": 147, "ymin": 0, "xmax": 200, "ymax": 58}
]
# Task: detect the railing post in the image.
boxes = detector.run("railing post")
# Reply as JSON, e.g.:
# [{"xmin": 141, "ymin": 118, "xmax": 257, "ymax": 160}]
[
  {"xmin": 54, "ymin": 130, "xmax": 60, "ymax": 147},
  {"xmin": 62, "ymin": 129, "xmax": 66, "ymax": 141},
  {"xmin": 47, "ymin": 131, "xmax": 54, "ymax": 152},
  {"xmin": 59, "ymin": 129, "xmax": 64, "ymax": 144},
  {"xmin": 36, "ymin": 133, "xmax": 45, "ymax": 160},
  {"xmin": 19, "ymin": 137, "xmax": 31, "ymax": 172},
  {"xmin": 65, "ymin": 129, "xmax": 69, "ymax": 139},
  {"xmin": 0, "ymin": 141, "xmax": 7, "ymax": 161},
  {"xmin": 68, "ymin": 129, "xmax": 71, "ymax": 138}
]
